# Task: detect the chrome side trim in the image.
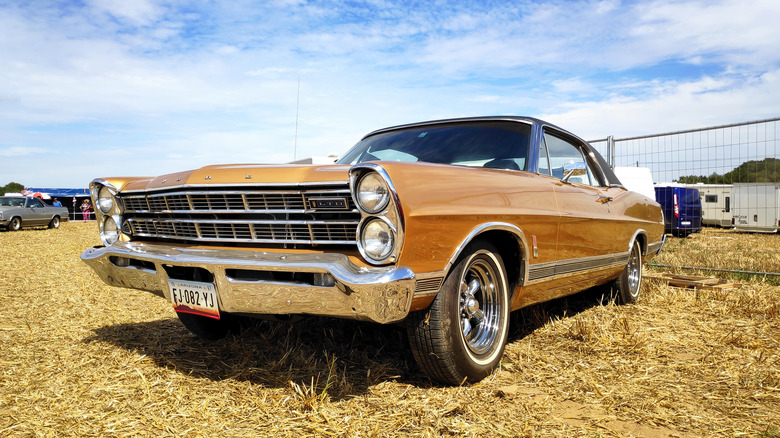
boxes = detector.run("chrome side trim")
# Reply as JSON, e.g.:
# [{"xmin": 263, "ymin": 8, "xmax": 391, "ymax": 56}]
[
  {"xmin": 648, "ymin": 234, "xmax": 666, "ymax": 255},
  {"xmin": 81, "ymin": 242, "xmax": 415, "ymax": 324},
  {"xmin": 527, "ymin": 251, "xmax": 629, "ymax": 283},
  {"xmin": 413, "ymin": 275, "xmax": 445, "ymax": 298}
]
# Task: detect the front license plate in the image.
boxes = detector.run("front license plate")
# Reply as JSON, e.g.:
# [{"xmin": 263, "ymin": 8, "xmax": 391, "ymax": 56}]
[
  {"xmin": 168, "ymin": 280, "xmax": 220, "ymax": 320},
  {"xmin": 681, "ymin": 221, "xmax": 691, "ymax": 225}
]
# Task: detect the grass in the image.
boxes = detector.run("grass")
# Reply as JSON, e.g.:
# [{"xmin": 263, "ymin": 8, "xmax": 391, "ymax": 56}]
[
  {"xmin": 0, "ymin": 222, "xmax": 778, "ymax": 437},
  {"xmin": 652, "ymin": 227, "xmax": 780, "ymax": 283}
]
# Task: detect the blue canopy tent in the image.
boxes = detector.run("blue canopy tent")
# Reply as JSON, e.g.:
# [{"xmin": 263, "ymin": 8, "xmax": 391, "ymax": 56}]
[{"xmin": 25, "ymin": 187, "xmax": 92, "ymax": 221}]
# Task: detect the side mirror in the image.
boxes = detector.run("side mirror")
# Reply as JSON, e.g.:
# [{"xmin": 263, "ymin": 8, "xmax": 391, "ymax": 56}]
[{"xmin": 562, "ymin": 161, "xmax": 587, "ymax": 183}]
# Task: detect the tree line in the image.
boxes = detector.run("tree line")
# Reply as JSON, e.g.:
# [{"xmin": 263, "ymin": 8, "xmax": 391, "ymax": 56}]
[
  {"xmin": 1, "ymin": 182, "xmax": 25, "ymax": 195},
  {"xmin": 676, "ymin": 158, "xmax": 780, "ymax": 184}
]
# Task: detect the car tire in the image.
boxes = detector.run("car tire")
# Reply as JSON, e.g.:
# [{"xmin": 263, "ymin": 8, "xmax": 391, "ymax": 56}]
[
  {"xmin": 9, "ymin": 217, "xmax": 21, "ymax": 231},
  {"xmin": 175, "ymin": 312, "xmax": 247, "ymax": 340},
  {"xmin": 614, "ymin": 240, "xmax": 643, "ymax": 304},
  {"xmin": 407, "ymin": 241, "xmax": 510, "ymax": 385},
  {"xmin": 48, "ymin": 216, "xmax": 61, "ymax": 229}
]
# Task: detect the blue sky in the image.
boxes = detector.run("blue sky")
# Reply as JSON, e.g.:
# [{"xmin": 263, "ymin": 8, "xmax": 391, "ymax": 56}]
[{"xmin": 1, "ymin": 0, "xmax": 779, "ymax": 188}]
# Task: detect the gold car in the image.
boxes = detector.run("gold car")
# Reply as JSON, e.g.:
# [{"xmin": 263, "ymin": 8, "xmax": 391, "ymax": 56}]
[{"xmin": 82, "ymin": 116, "xmax": 664, "ymax": 384}]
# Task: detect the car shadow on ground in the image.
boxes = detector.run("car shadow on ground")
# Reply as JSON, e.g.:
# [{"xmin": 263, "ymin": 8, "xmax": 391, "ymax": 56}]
[
  {"xmin": 84, "ymin": 284, "xmax": 614, "ymax": 394},
  {"xmin": 508, "ymin": 284, "xmax": 616, "ymax": 342}
]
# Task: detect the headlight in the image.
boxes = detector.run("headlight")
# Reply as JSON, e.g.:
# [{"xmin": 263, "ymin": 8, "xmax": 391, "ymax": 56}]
[
  {"xmin": 101, "ymin": 216, "xmax": 120, "ymax": 245},
  {"xmin": 356, "ymin": 172, "xmax": 390, "ymax": 214},
  {"xmin": 97, "ymin": 186, "xmax": 116, "ymax": 214},
  {"xmin": 359, "ymin": 218, "xmax": 395, "ymax": 262}
]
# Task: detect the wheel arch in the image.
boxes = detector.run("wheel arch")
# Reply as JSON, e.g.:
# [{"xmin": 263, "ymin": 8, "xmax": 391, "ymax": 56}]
[
  {"xmin": 629, "ymin": 229, "xmax": 649, "ymax": 256},
  {"xmin": 444, "ymin": 223, "xmax": 529, "ymax": 299}
]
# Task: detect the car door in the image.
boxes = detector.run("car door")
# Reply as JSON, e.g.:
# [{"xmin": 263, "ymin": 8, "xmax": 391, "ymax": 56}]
[
  {"xmin": 540, "ymin": 130, "xmax": 619, "ymax": 262},
  {"xmin": 25, "ymin": 198, "xmax": 48, "ymax": 226}
]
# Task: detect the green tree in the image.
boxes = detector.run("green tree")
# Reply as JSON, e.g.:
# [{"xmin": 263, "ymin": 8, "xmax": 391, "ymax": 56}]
[
  {"xmin": 1, "ymin": 182, "xmax": 25, "ymax": 194},
  {"xmin": 675, "ymin": 158, "xmax": 780, "ymax": 184}
]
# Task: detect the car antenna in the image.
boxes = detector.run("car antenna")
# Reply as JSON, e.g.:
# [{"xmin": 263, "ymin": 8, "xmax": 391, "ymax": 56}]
[{"xmin": 294, "ymin": 75, "xmax": 300, "ymax": 162}]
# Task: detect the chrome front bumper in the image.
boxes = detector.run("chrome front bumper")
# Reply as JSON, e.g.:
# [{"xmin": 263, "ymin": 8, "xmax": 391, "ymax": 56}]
[{"xmin": 81, "ymin": 242, "xmax": 416, "ymax": 324}]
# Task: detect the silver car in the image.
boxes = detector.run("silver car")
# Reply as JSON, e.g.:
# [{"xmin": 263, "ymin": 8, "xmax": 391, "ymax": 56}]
[{"xmin": 0, "ymin": 197, "xmax": 69, "ymax": 231}]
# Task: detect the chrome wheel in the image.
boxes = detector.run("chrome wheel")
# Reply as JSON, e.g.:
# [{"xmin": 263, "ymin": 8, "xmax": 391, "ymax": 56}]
[
  {"xmin": 627, "ymin": 242, "xmax": 641, "ymax": 297},
  {"xmin": 9, "ymin": 217, "xmax": 21, "ymax": 231},
  {"xmin": 615, "ymin": 240, "xmax": 643, "ymax": 304},
  {"xmin": 459, "ymin": 256, "xmax": 502, "ymax": 356},
  {"xmin": 407, "ymin": 241, "xmax": 510, "ymax": 384}
]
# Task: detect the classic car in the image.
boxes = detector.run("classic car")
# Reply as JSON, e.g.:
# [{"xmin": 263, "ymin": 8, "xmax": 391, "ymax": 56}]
[
  {"xmin": 0, "ymin": 196, "xmax": 69, "ymax": 231},
  {"xmin": 81, "ymin": 116, "xmax": 665, "ymax": 385}
]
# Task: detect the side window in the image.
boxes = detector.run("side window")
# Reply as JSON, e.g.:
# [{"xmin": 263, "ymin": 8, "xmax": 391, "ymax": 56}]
[{"xmin": 543, "ymin": 132, "xmax": 602, "ymax": 186}]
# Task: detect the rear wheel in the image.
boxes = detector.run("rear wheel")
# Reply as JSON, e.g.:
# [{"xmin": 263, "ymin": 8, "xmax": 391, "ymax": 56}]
[
  {"xmin": 407, "ymin": 241, "xmax": 510, "ymax": 385},
  {"xmin": 48, "ymin": 216, "xmax": 61, "ymax": 229},
  {"xmin": 614, "ymin": 240, "xmax": 643, "ymax": 304},
  {"xmin": 8, "ymin": 217, "xmax": 21, "ymax": 231}
]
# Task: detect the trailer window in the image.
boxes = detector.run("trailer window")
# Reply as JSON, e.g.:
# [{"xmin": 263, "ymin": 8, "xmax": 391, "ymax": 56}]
[{"xmin": 705, "ymin": 195, "xmax": 718, "ymax": 203}]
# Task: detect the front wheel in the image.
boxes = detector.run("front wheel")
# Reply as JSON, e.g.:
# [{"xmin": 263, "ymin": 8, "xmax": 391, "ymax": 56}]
[
  {"xmin": 614, "ymin": 240, "xmax": 643, "ymax": 304},
  {"xmin": 8, "ymin": 217, "xmax": 21, "ymax": 231},
  {"xmin": 407, "ymin": 241, "xmax": 510, "ymax": 385}
]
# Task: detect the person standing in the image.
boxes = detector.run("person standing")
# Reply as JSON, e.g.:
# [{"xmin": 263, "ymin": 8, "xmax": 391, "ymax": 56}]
[
  {"xmin": 52, "ymin": 198, "xmax": 62, "ymax": 207},
  {"xmin": 80, "ymin": 199, "xmax": 91, "ymax": 222}
]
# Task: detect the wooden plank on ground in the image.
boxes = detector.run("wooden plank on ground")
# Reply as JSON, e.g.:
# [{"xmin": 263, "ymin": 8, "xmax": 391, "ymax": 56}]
[{"xmin": 645, "ymin": 273, "xmax": 742, "ymax": 291}]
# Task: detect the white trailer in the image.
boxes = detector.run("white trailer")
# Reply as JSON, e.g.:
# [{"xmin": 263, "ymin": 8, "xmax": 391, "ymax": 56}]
[
  {"xmin": 732, "ymin": 183, "xmax": 780, "ymax": 233},
  {"xmin": 681, "ymin": 184, "xmax": 733, "ymax": 227}
]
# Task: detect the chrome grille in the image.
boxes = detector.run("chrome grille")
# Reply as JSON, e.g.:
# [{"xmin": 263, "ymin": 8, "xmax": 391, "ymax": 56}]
[{"xmin": 118, "ymin": 186, "xmax": 359, "ymax": 247}]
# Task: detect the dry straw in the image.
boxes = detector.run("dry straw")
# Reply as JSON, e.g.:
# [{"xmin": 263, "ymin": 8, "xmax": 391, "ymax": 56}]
[{"xmin": 0, "ymin": 223, "xmax": 777, "ymax": 437}]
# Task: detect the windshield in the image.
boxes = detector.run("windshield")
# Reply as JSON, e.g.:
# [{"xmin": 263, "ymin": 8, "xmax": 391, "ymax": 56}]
[
  {"xmin": 0, "ymin": 197, "xmax": 25, "ymax": 207},
  {"xmin": 337, "ymin": 121, "xmax": 531, "ymax": 170}
]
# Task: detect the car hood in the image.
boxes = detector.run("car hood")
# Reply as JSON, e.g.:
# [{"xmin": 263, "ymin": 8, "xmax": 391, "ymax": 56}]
[{"xmin": 112, "ymin": 164, "xmax": 353, "ymax": 192}]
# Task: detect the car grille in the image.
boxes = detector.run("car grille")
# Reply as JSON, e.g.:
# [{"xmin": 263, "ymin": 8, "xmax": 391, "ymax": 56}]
[{"xmin": 118, "ymin": 185, "xmax": 360, "ymax": 248}]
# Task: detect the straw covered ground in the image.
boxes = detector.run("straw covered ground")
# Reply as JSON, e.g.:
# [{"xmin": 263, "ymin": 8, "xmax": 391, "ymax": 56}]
[{"xmin": 0, "ymin": 223, "xmax": 778, "ymax": 437}]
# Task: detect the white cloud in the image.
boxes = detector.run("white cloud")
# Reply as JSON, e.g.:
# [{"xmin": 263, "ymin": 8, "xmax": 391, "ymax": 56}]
[
  {"xmin": 541, "ymin": 68, "xmax": 780, "ymax": 139},
  {"xmin": 85, "ymin": 0, "xmax": 165, "ymax": 26},
  {"xmin": 0, "ymin": 147, "xmax": 46, "ymax": 157},
  {"xmin": 1, "ymin": 0, "xmax": 779, "ymax": 187}
]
